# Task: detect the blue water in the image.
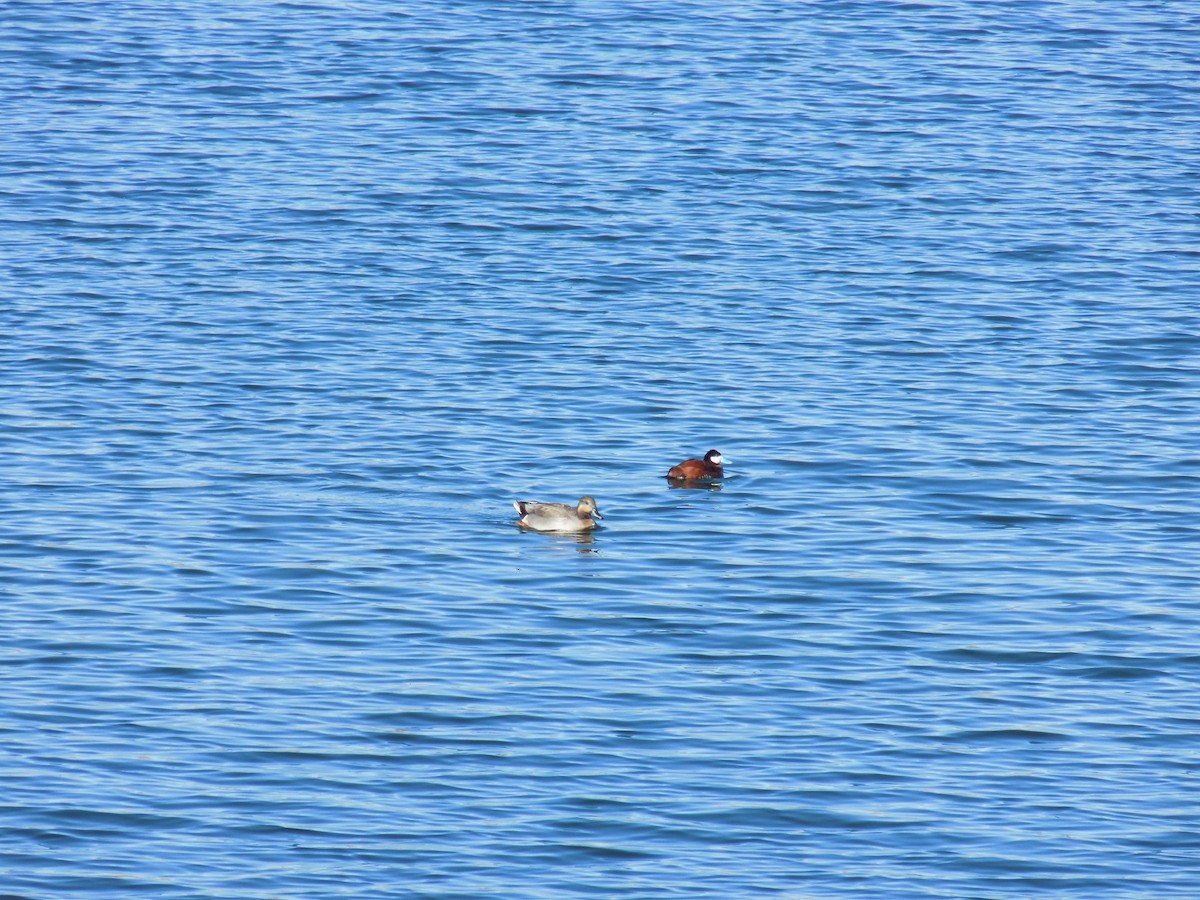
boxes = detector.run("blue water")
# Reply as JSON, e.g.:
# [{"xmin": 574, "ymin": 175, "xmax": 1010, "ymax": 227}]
[{"xmin": 3, "ymin": 1, "xmax": 1199, "ymax": 896}]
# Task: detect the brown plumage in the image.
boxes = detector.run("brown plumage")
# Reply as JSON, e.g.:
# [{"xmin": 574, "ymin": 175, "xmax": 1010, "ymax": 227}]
[{"xmin": 666, "ymin": 449, "xmax": 724, "ymax": 481}]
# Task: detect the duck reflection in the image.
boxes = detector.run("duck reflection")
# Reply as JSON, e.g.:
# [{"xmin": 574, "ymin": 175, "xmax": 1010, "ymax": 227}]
[
  {"xmin": 666, "ymin": 479, "xmax": 723, "ymax": 492},
  {"xmin": 537, "ymin": 529, "xmax": 598, "ymax": 552}
]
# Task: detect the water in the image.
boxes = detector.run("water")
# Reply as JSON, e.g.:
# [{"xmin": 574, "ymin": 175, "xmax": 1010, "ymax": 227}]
[{"xmin": 3, "ymin": 1, "xmax": 1199, "ymax": 896}]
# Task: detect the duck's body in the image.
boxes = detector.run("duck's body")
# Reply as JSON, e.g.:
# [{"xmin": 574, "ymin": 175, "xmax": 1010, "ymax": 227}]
[
  {"xmin": 666, "ymin": 449, "xmax": 724, "ymax": 481},
  {"xmin": 513, "ymin": 496, "xmax": 603, "ymax": 532}
]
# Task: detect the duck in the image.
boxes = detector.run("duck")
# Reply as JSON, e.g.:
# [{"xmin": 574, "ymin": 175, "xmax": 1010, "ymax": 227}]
[
  {"xmin": 513, "ymin": 496, "xmax": 603, "ymax": 532},
  {"xmin": 666, "ymin": 449, "xmax": 724, "ymax": 481}
]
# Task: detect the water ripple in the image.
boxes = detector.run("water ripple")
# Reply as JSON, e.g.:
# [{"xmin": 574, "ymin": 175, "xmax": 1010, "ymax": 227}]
[{"xmin": 3, "ymin": 0, "xmax": 1199, "ymax": 897}]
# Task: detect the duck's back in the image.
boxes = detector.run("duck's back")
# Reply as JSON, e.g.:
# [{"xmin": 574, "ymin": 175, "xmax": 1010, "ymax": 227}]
[
  {"xmin": 513, "ymin": 500, "xmax": 565, "ymax": 519},
  {"xmin": 667, "ymin": 458, "xmax": 721, "ymax": 480}
]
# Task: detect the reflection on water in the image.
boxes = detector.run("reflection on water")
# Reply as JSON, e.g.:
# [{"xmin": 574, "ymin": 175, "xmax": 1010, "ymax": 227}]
[
  {"xmin": 666, "ymin": 480, "xmax": 723, "ymax": 492},
  {"xmin": 516, "ymin": 524, "xmax": 598, "ymax": 547}
]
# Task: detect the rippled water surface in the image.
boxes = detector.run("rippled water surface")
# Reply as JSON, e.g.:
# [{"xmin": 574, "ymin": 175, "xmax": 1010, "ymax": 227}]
[{"xmin": 4, "ymin": 1, "xmax": 1199, "ymax": 896}]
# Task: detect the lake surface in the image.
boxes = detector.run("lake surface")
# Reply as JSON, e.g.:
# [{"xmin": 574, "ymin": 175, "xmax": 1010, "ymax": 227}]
[{"xmin": 3, "ymin": 1, "xmax": 1199, "ymax": 896}]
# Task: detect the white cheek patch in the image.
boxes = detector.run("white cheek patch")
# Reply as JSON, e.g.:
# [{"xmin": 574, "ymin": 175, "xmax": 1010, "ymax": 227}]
[{"xmin": 712, "ymin": 454, "xmax": 723, "ymax": 464}]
